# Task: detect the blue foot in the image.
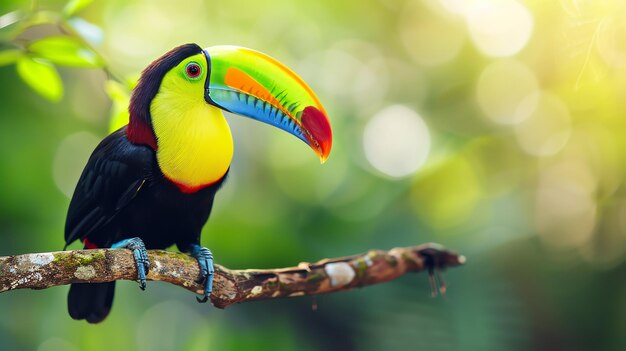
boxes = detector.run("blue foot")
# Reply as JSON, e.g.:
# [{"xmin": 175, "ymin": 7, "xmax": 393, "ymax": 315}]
[
  {"xmin": 189, "ymin": 244, "xmax": 214, "ymax": 303},
  {"xmin": 112, "ymin": 237, "xmax": 149, "ymax": 290}
]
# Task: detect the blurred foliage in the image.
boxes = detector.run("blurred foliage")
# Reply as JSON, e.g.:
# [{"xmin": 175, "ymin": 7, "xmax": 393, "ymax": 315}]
[{"xmin": 1, "ymin": 0, "xmax": 626, "ymax": 350}]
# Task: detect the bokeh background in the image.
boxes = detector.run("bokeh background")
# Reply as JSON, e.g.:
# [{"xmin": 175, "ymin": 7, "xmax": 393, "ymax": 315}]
[{"xmin": 1, "ymin": 0, "xmax": 626, "ymax": 350}]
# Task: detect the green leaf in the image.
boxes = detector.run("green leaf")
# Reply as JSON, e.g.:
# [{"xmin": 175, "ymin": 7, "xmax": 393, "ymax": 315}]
[
  {"xmin": 124, "ymin": 73, "xmax": 139, "ymax": 90},
  {"xmin": 109, "ymin": 109, "xmax": 130, "ymax": 133},
  {"xmin": 16, "ymin": 57, "xmax": 63, "ymax": 102},
  {"xmin": 28, "ymin": 36, "xmax": 102, "ymax": 68},
  {"xmin": 63, "ymin": 0, "xmax": 94, "ymax": 17},
  {"xmin": 0, "ymin": 49, "xmax": 23, "ymax": 66},
  {"xmin": 104, "ymin": 80, "xmax": 131, "ymax": 132},
  {"xmin": 104, "ymin": 80, "xmax": 130, "ymax": 104}
]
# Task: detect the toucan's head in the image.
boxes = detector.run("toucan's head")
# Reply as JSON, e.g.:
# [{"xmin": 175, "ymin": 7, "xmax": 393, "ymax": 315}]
[{"xmin": 128, "ymin": 43, "xmax": 332, "ymax": 163}]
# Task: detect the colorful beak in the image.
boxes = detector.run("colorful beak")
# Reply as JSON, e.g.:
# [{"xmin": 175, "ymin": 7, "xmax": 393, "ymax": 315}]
[{"xmin": 203, "ymin": 46, "xmax": 332, "ymax": 162}]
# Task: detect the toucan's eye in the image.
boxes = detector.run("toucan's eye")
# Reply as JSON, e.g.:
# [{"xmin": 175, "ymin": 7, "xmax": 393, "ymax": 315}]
[{"xmin": 185, "ymin": 62, "xmax": 201, "ymax": 79}]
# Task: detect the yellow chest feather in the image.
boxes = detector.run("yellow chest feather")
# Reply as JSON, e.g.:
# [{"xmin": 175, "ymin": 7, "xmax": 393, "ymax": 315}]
[{"xmin": 150, "ymin": 94, "xmax": 233, "ymax": 190}]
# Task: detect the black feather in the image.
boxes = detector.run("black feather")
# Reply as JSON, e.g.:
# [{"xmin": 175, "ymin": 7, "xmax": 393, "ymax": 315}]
[
  {"xmin": 64, "ymin": 127, "xmax": 152, "ymax": 246},
  {"xmin": 68, "ymin": 282, "xmax": 115, "ymax": 324}
]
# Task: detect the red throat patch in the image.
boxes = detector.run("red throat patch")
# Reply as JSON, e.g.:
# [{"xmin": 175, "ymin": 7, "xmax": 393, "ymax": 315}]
[
  {"xmin": 162, "ymin": 173, "xmax": 217, "ymax": 194},
  {"xmin": 127, "ymin": 116, "xmax": 158, "ymax": 150}
]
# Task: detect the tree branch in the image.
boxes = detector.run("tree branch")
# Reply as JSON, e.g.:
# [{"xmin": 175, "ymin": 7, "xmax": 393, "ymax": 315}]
[{"xmin": 0, "ymin": 243, "xmax": 465, "ymax": 308}]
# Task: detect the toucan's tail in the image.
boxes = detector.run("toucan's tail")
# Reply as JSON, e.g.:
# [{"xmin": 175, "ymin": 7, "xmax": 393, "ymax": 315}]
[{"xmin": 68, "ymin": 281, "xmax": 116, "ymax": 323}]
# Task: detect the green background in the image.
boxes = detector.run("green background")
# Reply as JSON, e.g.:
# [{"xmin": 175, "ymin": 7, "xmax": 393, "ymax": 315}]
[{"xmin": 1, "ymin": 0, "xmax": 625, "ymax": 350}]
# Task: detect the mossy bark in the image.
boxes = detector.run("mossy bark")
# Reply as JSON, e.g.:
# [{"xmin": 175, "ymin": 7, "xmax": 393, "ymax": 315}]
[{"xmin": 0, "ymin": 243, "xmax": 465, "ymax": 308}]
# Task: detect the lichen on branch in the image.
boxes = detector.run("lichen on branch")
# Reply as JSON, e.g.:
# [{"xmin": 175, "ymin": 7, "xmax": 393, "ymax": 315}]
[{"xmin": 0, "ymin": 243, "xmax": 465, "ymax": 308}]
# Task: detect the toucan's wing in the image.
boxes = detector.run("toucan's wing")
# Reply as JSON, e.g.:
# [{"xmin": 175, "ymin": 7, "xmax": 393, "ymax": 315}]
[{"xmin": 64, "ymin": 127, "xmax": 153, "ymax": 247}]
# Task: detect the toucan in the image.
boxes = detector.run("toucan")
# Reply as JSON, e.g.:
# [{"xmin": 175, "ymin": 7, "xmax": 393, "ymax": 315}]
[{"xmin": 64, "ymin": 44, "xmax": 332, "ymax": 323}]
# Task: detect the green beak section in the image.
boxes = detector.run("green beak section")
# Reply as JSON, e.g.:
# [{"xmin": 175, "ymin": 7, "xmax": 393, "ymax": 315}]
[{"xmin": 203, "ymin": 46, "xmax": 332, "ymax": 162}]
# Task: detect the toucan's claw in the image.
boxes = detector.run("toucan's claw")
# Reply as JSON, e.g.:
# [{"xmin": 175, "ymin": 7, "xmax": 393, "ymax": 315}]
[
  {"xmin": 190, "ymin": 244, "xmax": 214, "ymax": 303},
  {"xmin": 112, "ymin": 237, "xmax": 150, "ymax": 290}
]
